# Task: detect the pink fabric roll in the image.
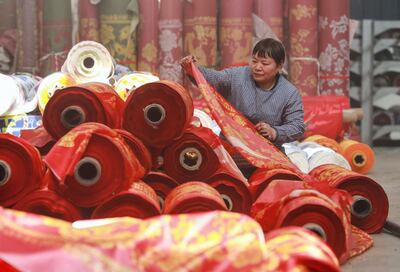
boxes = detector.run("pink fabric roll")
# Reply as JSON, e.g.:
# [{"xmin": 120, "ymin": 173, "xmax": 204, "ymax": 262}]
[{"xmin": 253, "ymin": 0, "xmax": 284, "ymax": 41}]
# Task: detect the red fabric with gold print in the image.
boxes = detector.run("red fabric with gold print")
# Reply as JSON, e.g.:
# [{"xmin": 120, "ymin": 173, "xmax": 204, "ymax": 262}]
[
  {"xmin": 309, "ymin": 164, "xmax": 388, "ymax": 233},
  {"xmin": 78, "ymin": 0, "xmax": 100, "ymax": 42},
  {"xmin": 91, "ymin": 181, "xmax": 161, "ymax": 219},
  {"xmin": 44, "ymin": 123, "xmax": 145, "ymax": 208},
  {"xmin": 163, "ymin": 181, "xmax": 228, "ymax": 214},
  {"xmin": 43, "ymin": 83, "xmax": 125, "ymax": 140},
  {"xmin": 0, "ymin": 133, "xmax": 45, "ymax": 207}
]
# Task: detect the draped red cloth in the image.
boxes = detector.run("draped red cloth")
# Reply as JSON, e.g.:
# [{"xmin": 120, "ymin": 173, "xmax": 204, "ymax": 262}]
[
  {"xmin": 43, "ymin": 83, "xmax": 124, "ymax": 140},
  {"xmin": 91, "ymin": 182, "xmax": 161, "ymax": 219},
  {"xmin": 220, "ymin": 0, "xmax": 252, "ymax": 68},
  {"xmin": 122, "ymin": 80, "xmax": 193, "ymax": 149},
  {"xmin": 318, "ymin": 0, "xmax": 350, "ymax": 96},
  {"xmin": 253, "ymin": 0, "xmax": 284, "ymax": 41},
  {"xmin": 158, "ymin": 0, "xmax": 183, "ymax": 83},
  {"xmin": 184, "ymin": 61, "xmax": 303, "ymax": 175},
  {"xmin": 0, "ymin": 134, "xmax": 45, "ymax": 207},
  {"xmin": 44, "ymin": 123, "xmax": 145, "ymax": 208},
  {"xmin": 164, "ymin": 182, "xmax": 228, "ymax": 214},
  {"xmin": 288, "ymin": 0, "xmax": 318, "ymax": 96},
  {"xmin": 137, "ymin": 0, "xmax": 159, "ymax": 74},
  {"xmin": 309, "ymin": 164, "xmax": 388, "ymax": 233},
  {"xmin": 78, "ymin": 0, "xmax": 100, "ymax": 42},
  {"xmin": 19, "ymin": 126, "xmax": 56, "ymax": 156}
]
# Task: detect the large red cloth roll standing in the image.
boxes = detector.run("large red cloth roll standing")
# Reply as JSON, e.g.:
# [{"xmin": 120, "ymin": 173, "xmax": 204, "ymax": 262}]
[
  {"xmin": 43, "ymin": 82, "xmax": 125, "ymax": 140},
  {"xmin": 309, "ymin": 164, "xmax": 389, "ymax": 233},
  {"xmin": 0, "ymin": 0, "xmax": 16, "ymax": 36},
  {"xmin": 158, "ymin": 0, "xmax": 184, "ymax": 83},
  {"xmin": 122, "ymin": 80, "xmax": 193, "ymax": 149},
  {"xmin": 44, "ymin": 122, "xmax": 145, "ymax": 208},
  {"xmin": 91, "ymin": 181, "xmax": 161, "ymax": 219},
  {"xmin": 163, "ymin": 126, "xmax": 246, "ymax": 183},
  {"xmin": 288, "ymin": 0, "xmax": 318, "ymax": 96},
  {"xmin": 79, "ymin": 0, "xmax": 100, "ymax": 42},
  {"xmin": 318, "ymin": 0, "xmax": 350, "ymax": 96},
  {"xmin": 137, "ymin": 0, "xmax": 159, "ymax": 75},
  {"xmin": 0, "ymin": 134, "xmax": 45, "ymax": 207},
  {"xmin": 164, "ymin": 181, "xmax": 227, "ymax": 214},
  {"xmin": 253, "ymin": 0, "xmax": 283, "ymax": 41},
  {"xmin": 220, "ymin": 0, "xmax": 253, "ymax": 68}
]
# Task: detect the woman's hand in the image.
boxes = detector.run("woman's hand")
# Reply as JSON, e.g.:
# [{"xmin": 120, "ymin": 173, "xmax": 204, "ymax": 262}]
[{"xmin": 255, "ymin": 122, "xmax": 277, "ymax": 141}]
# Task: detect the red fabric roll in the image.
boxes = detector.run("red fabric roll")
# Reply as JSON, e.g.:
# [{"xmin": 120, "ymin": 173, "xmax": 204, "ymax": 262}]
[
  {"xmin": 253, "ymin": 0, "xmax": 284, "ymax": 41},
  {"xmin": 115, "ymin": 129, "xmax": 152, "ymax": 175},
  {"xmin": 158, "ymin": 0, "xmax": 184, "ymax": 83},
  {"xmin": 44, "ymin": 122, "xmax": 145, "ymax": 208},
  {"xmin": 0, "ymin": 259, "xmax": 18, "ymax": 272},
  {"xmin": 251, "ymin": 179, "xmax": 353, "ymax": 263},
  {"xmin": 0, "ymin": 134, "xmax": 45, "ymax": 207},
  {"xmin": 220, "ymin": 0, "xmax": 252, "ymax": 68},
  {"xmin": 164, "ymin": 181, "xmax": 227, "ymax": 214},
  {"xmin": 0, "ymin": 0, "xmax": 16, "ymax": 36},
  {"xmin": 249, "ymin": 168, "xmax": 304, "ymax": 200},
  {"xmin": 163, "ymin": 126, "xmax": 246, "ymax": 183},
  {"xmin": 20, "ymin": 126, "xmax": 56, "ymax": 156},
  {"xmin": 91, "ymin": 181, "xmax": 161, "ymax": 219},
  {"xmin": 309, "ymin": 164, "xmax": 389, "ymax": 233},
  {"xmin": 288, "ymin": 0, "xmax": 318, "ymax": 96},
  {"xmin": 122, "ymin": 80, "xmax": 193, "ymax": 148},
  {"xmin": 43, "ymin": 82, "xmax": 125, "ymax": 140},
  {"xmin": 318, "ymin": 0, "xmax": 350, "ymax": 96},
  {"xmin": 78, "ymin": 0, "xmax": 100, "ymax": 42},
  {"xmin": 137, "ymin": 0, "xmax": 159, "ymax": 74},
  {"xmin": 205, "ymin": 172, "xmax": 252, "ymax": 214}
]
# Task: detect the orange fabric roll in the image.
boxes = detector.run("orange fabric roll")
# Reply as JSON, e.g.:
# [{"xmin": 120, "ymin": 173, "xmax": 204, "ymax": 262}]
[
  {"xmin": 163, "ymin": 181, "xmax": 227, "ymax": 214},
  {"xmin": 44, "ymin": 123, "xmax": 145, "ymax": 208},
  {"xmin": 304, "ymin": 135, "xmax": 342, "ymax": 153},
  {"xmin": 339, "ymin": 139, "xmax": 375, "ymax": 174},
  {"xmin": 122, "ymin": 80, "xmax": 193, "ymax": 149},
  {"xmin": 309, "ymin": 164, "xmax": 388, "ymax": 233},
  {"xmin": 0, "ymin": 133, "xmax": 45, "ymax": 207},
  {"xmin": 43, "ymin": 83, "xmax": 125, "ymax": 140},
  {"xmin": 91, "ymin": 182, "xmax": 161, "ymax": 219}
]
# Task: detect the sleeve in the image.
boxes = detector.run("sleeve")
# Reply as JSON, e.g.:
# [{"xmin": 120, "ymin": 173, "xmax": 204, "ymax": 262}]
[
  {"xmin": 197, "ymin": 66, "xmax": 233, "ymax": 97},
  {"xmin": 272, "ymin": 90, "xmax": 305, "ymax": 145}
]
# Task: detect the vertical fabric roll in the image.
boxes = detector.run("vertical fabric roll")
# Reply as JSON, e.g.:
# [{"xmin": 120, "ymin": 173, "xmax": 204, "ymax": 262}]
[
  {"xmin": 44, "ymin": 122, "xmax": 145, "ymax": 208},
  {"xmin": 137, "ymin": 0, "xmax": 159, "ymax": 74},
  {"xmin": 0, "ymin": 0, "xmax": 16, "ymax": 35},
  {"xmin": 309, "ymin": 164, "xmax": 389, "ymax": 233},
  {"xmin": 16, "ymin": 0, "xmax": 40, "ymax": 74},
  {"xmin": 122, "ymin": 80, "xmax": 193, "ymax": 149},
  {"xmin": 158, "ymin": 0, "xmax": 184, "ymax": 83},
  {"xmin": 99, "ymin": 0, "xmax": 139, "ymax": 70},
  {"xmin": 39, "ymin": 0, "xmax": 73, "ymax": 76},
  {"xmin": 91, "ymin": 181, "xmax": 161, "ymax": 219},
  {"xmin": 42, "ymin": 82, "xmax": 125, "ymax": 140},
  {"xmin": 79, "ymin": 0, "xmax": 100, "ymax": 42},
  {"xmin": 253, "ymin": 0, "xmax": 283, "ymax": 41},
  {"xmin": 163, "ymin": 181, "xmax": 228, "ymax": 214},
  {"xmin": 339, "ymin": 139, "xmax": 375, "ymax": 174},
  {"xmin": 318, "ymin": 0, "xmax": 350, "ymax": 96},
  {"xmin": 220, "ymin": 0, "xmax": 253, "ymax": 68},
  {"xmin": 288, "ymin": 0, "xmax": 318, "ymax": 96},
  {"xmin": 0, "ymin": 133, "xmax": 45, "ymax": 207}
]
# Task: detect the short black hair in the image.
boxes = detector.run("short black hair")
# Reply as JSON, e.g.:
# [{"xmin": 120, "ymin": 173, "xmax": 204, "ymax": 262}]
[{"xmin": 252, "ymin": 38, "xmax": 285, "ymax": 65}]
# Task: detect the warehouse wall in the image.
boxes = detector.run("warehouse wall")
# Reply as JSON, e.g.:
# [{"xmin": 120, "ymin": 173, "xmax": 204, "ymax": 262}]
[{"xmin": 351, "ymin": 0, "xmax": 400, "ymax": 20}]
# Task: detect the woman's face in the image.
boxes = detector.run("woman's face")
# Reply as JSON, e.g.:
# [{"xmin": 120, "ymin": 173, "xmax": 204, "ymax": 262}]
[{"xmin": 250, "ymin": 53, "xmax": 282, "ymax": 85}]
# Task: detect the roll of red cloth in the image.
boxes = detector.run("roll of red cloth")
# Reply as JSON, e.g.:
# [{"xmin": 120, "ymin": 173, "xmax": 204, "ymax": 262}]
[
  {"xmin": 122, "ymin": 80, "xmax": 193, "ymax": 149},
  {"xmin": 309, "ymin": 164, "xmax": 389, "ymax": 233},
  {"xmin": 91, "ymin": 181, "xmax": 161, "ymax": 219},
  {"xmin": 248, "ymin": 168, "xmax": 304, "ymax": 200},
  {"xmin": 42, "ymin": 82, "xmax": 124, "ymax": 140},
  {"xmin": 251, "ymin": 179, "xmax": 352, "ymax": 263},
  {"xmin": 205, "ymin": 172, "xmax": 252, "ymax": 214},
  {"xmin": 19, "ymin": 126, "xmax": 56, "ymax": 156},
  {"xmin": 142, "ymin": 171, "xmax": 180, "ymax": 211},
  {"xmin": 0, "ymin": 259, "xmax": 19, "ymax": 272},
  {"xmin": 164, "ymin": 181, "xmax": 228, "ymax": 214},
  {"xmin": 0, "ymin": 133, "xmax": 45, "ymax": 207},
  {"xmin": 44, "ymin": 122, "xmax": 145, "ymax": 208},
  {"xmin": 163, "ymin": 126, "xmax": 245, "ymax": 183},
  {"xmin": 115, "ymin": 129, "xmax": 152, "ymax": 175}
]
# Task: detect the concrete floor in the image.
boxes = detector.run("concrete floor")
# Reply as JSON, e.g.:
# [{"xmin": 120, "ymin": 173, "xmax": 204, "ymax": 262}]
[{"xmin": 343, "ymin": 147, "xmax": 400, "ymax": 272}]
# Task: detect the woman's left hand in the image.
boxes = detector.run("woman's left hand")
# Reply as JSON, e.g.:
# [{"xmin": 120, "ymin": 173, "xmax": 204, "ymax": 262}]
[{"xmin": 255, "ymin": 122, "xmax": 277, "ymax": 141}]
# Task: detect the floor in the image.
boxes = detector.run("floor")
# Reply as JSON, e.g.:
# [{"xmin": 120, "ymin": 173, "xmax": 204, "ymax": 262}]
[{"xmin": 343, "ymin": 147, "xmax": 400, "ymax": 272}]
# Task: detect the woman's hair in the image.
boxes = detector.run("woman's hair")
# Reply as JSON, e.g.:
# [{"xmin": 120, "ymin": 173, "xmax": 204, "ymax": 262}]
[{"xmin": 252, "ymin": 38, "xmax": 285, "ymax": 65}]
